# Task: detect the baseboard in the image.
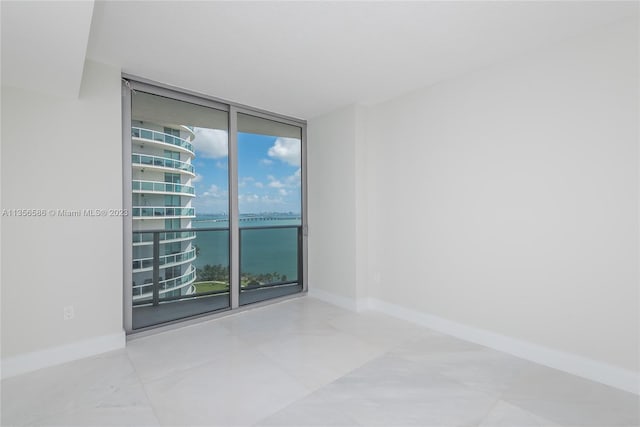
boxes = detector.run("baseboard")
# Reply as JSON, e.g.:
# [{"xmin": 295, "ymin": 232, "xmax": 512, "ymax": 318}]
[
  {"xmin": 366, "ymin": 298, "xmax": 639, "ymax": 395},
  {"xmin": 1, "ymin": 331, "xmax": 126, "ymax": 380},
  {"xmin": 308, "ymin": 288, "xmax": 369, "ymax": 312}
]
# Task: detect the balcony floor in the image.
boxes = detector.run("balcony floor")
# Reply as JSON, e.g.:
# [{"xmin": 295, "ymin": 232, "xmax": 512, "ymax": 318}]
[
  {"xmin": 2, "ymin": 296, "xmax": 638, "ymax": 426},
  {"xmin": 132, "ymin": 284, "xmax": 303, "ymax": 329}
]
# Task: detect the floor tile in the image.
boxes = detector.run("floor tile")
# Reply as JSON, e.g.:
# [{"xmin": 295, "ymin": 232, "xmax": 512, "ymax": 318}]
[
  {"xmin": 261, "ymin": 354, "xmax": 498, "ymax": 427},
  {"xmin": 395, "ymin": 344, "xmax": 535, "ymax": 396},
  {"xmin": 502, "ymin": 364, "xmax": 640, "ymax": 426},
  {"xmin": 142, "ymin": 348, "xmax": 310, "ymax": 426},
  {"xmin": 327, "ymin": 310, "xmax": 432, "ymax": 349},
  {"xmin": 313, "ymin": 353, "xmax": 499, "ymax": 426},
  {"xmin": 390, "ymin": 332, "xmax": 486, "ymax": 358},
  {"xmin": 256, "ymin": 323, "xmax": 385, "ymax": 390},
  {"xmin": 257, "ymin": 393, "xmax": 362, "ymax": 426},
  {"xmin": 127, "ymin": 320, "xmax": 249, "ymax": 382},
  {"xmin": 478, "ymin": 400, "xmax": 561, "ymax": 426},
  {"xmin": 2, "ymin": 297, "xmax": 638, "ymax": 427},
  {"xmin": 26, "ymin": 406, "xmax": 160, "ymax": 427},
  {"xmin": 1, "ymin": 350, "xmax": 155, "ymax": 426}
]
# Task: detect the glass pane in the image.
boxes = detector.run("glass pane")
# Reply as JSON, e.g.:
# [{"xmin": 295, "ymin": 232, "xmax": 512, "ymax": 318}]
[
  {"xmin": 237, "ymin": 113, "xmax": 303, "ymax": 305},
  {"xmin": 131, "ymin": 91, "xmax": 230, "ymax": 329}
]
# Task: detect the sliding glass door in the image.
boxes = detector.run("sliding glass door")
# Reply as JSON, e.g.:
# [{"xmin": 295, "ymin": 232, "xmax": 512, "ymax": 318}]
[
  {"xmin": 237, "ymin": 113, "xmax": 303, "ymax": 305},
  {"xmin": 129, "ymin": 91, "xmax": 231, "ymax": 330},
  {"xmin": 124, "ymin": 81, "xmax": 306, "ymax": 332}
]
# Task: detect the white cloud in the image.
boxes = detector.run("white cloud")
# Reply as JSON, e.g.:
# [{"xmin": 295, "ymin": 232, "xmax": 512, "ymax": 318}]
[
  {"xmin": 262, "ymin": 195, "xmax": 284, "ymax": 204},
  {"xmin": 278, "ymin": 189, "xmax": 288, "ymax": 196},
  {"xmin": 268, "ymin": 137, "xmax": 300, "ymax": 166},
  {"xmin": 191, "ymin": 173, "xmax": 203, "ymax": 183},
  {"xmin": 202, "ymin": 184, "xmax": 219, "ymax": 197},
  {"xmin": 286, "ymin": 168, "xmax": 301, "ymax": 187},
  {"xmin": 239, "ymin": 177, "xmax": 255, "ymax": 188},
  {"xmin": 191, "ymin": 188, "xmax": 228, "ymax": 214},
  {"xmin": 192, "ymin": 128, "xmax": 228, "ymax": 159},
  {"xmin": 193, "ymin": 183, "xmax": 229, "ymax": 213},
  {"xmin": 238, "ymin": 193, "xmax": 284, "ymax": 204},
  {"xmin": 239, "ymin": 194, "xmax": 260, "ymax": 203},
  {"xmin": 267, "ymin": 170, "xmax": 300, "ymax": 189},
  {"xmin": 254, "ymin": 182, "xmax": 264, "ymax": 188},
  {"xmin": 260, "ymin": 159, "xmax": 273, "ymax": 166}
]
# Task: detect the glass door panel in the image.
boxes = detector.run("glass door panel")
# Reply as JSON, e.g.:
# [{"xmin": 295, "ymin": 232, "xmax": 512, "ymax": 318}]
[
  {"xmin": 237, "ymin": 113, "xmax": 303, "ymax": 305},
  {"xmin": 131, "ymin": 91, "xmax": 230, "ymax": 329}
]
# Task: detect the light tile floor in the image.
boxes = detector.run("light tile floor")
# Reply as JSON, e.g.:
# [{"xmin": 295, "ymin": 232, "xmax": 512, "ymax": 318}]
[{"xmin": 2, "ymin": 297, "xmax": 638, "ymax": 426}]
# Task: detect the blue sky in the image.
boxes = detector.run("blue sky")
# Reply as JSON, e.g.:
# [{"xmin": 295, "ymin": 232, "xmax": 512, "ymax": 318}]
[{"xmin": 189, "ymin": 128, "xmax": 301, "ymax": 215}]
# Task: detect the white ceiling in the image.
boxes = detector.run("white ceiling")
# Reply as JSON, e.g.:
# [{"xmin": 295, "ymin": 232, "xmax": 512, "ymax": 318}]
[
  {"xmin": 1, "ymin": 1, "xmax": 94, "ymax": 98},
  {"xmin": 3, "ymin": 1, "xmax": 637, "ymax": 119}
]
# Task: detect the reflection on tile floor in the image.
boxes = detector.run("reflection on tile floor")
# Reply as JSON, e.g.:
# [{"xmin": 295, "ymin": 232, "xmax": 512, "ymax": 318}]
[{"xmin": 2, "ymin": 297, "xmax": 638, "ymax": 426}]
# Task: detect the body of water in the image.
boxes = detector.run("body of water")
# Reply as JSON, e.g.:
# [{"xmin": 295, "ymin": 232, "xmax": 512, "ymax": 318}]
[{"xmin": 191, "ymin": 214, "xmax": 301, "ymax": 281}]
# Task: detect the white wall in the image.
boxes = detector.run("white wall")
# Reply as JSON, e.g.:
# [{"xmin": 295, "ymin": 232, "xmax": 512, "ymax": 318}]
[
  {"xmin": 1, "ymin": 60, "xmax": 124, "ymax": 369},
  {"xmin": 365, "ymin": 20, "xmax": 638, "ymax": 373},
  {"xmin": 307, "ymin": 106, "xmax": 359, "ymax": 305},
  {"xmin": 308, "ymin": 105, "xmax": 370, "ymax": 309}
]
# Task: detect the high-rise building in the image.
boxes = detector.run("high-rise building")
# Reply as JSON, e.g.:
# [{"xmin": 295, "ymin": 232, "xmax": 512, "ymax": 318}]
[{"xmin": 131, "ymin": 122, "xmax": 197, "ymax": 302}]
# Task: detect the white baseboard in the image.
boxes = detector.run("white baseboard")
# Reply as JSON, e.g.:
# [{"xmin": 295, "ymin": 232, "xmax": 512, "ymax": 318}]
[
  {"xmin": 1, "ymin": 331, "xmax": 126, "ymax": 380},
  {"xmin": 308, "ymin": 288, "xmax": 369, "ymax": 312},
  {"xmin": 309, "ymin": 290, "xmax": 639, "ymax": 395}
]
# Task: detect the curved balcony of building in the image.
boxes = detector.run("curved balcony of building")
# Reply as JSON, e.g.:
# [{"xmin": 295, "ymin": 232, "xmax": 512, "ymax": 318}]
[
  {"xmin": 132, "ymin": 247, "xmax": 197, "ymax": 272},
  {"xmin": 132, "ymin": 153, "xmax": 195, "ymax": 176},
  {"xmin": 132, "ymin": 127, "xmax": 195, "ymax": 156},
  {"xmin": 180, "ymin": 125, "xmax": 196, "ymax": 141},
  {"xmin": 132, "ymin": 206, "xmax": 196, "ymax": 219},
  {"xmin": 132, "ymin": 230, "xmax": 197, "ymax": 246},
  {"xmin": 132, "ymin": 266, "xmax": 197, "ymax": 301},
  {"xmin": 132, "ymin": 180, "xmax": 196, "ymax": 197}
]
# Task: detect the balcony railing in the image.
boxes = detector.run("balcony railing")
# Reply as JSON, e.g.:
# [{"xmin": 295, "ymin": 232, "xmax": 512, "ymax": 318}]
[
  {"xmin": 132, "ymin": 153, "xmax": 195, "ymax": 175},
  {"xmin": 132, "ymin": 206, "xmax": 195, "ymax": 218},
  {"xmin": 133, "ymin": 180, "xmax": 195, "ymax": 196},
  {"xmin": 132, "ymin": 127, "xmax": 194, "ymax": 153},
  {"xmin": 132, "ymin": 227, "xmax": 230, "ymax": 307},
  {"xmin": 130, "ymin": 225, "xmax": 303, "ymax": 312},
  {"xmin": 133, "ymin": 247, "xmax": 197, "ymax": 271},
  {"xmin": 133, "ymin": 230, "xmax": 196, "ymax": 245},
  {"xmin": 238, "ymin": 225, "xmax": 302, "ymax": 306},
  {"xmin": 133, "ymin": 266, "xmax": 197, "ymax": 298}
]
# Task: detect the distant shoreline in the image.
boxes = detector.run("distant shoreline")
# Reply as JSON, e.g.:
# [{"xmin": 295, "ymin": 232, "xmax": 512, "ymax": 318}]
[{"xmin": 193, "ymin": 214, "xmax": 302, "ymax": 224}]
